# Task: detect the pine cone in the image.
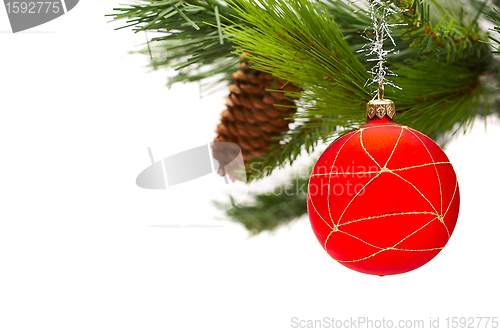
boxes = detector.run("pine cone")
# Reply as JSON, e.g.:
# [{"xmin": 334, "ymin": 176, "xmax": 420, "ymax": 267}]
[{"xmin": 213, "ymin": 55, "xmax": 300, "ymax": 181}]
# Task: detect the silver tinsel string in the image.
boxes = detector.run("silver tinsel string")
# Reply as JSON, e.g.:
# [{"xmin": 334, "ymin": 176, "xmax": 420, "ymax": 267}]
[{"xmin": 356, "ymin": 0, "xmax": 407, "ymax": 99}]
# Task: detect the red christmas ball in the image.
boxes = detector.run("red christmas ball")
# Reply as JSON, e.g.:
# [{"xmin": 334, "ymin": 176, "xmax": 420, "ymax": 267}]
[{"xmin": 307, "ymin": 101, "xmax": 460, "ymax": 276}]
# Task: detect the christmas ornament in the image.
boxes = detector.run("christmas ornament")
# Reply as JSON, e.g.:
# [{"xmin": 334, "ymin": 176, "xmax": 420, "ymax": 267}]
[
  {"xmin": 307, "ymin": 99, "xmax": 460, "ymax": 275},
  {"xmin": 213, "ymin": 54, "xmax": 300, "ymax": 181},
  {"xmin": 307, "ymin": 0, "xmax": 460, "ymax": 276}
]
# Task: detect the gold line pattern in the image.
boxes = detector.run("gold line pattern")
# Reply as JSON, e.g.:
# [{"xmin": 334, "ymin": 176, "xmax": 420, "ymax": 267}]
[
  {"xmin": 310, "ymin": 162, "xmax": 452, "ymax": 177},
  {"xmin": 308, "ymin": 190, "xmax": 334, "ymax": 230},
  {"xmin": 335, "ymin": 173, "xmax": 381, "ymax": 227},
  {"xmin": 444, "ymin": 179, "xmax": 459, "ymax": 218},
  {"xmin": 383, "ymin": 126, "xmax": 404, "ymax": 168},
  {"xmin": 338, "ymin": 211, "xmax": 437, "ymax": 227},
  {"xmin": 338, "ymin": 230, "xmax": 384, "ymax": 249},
  {"xmin": 406, "ymin": 128, "xmax": 444, "ymax": 215},
  {"xmin": 389, "ymin": 171, "xmax": 439, "ymax": 215},
  {"xmin": 337, "ymin": 216, "xmax": 442, "ymax": 263},
  {"xmin": 309, "ymin": 123, "xmax": 458, "ymax": 265},
  {"xmin": 326, "ymin": 131, "xmax": 358, "ymax": 228}
]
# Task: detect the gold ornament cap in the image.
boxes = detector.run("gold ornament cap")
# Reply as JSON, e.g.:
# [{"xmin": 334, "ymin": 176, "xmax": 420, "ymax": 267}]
[{"xmin": 367, "ymin": 99, "xmax": 396, "ymax": 119}]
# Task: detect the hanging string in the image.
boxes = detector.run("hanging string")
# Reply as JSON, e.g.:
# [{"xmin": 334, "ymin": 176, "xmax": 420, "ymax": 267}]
[{"xmin": 357, "ymin": 0, "xmax": 406, "ymax": 100}]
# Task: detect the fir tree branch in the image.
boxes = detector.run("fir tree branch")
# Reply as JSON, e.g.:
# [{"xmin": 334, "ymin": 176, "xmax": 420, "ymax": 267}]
[
  {"xmin": 225, "ymin": 0, "xmax": 372, "ymax": 111},
  {"xmin": 393, "ymin": 61, "xmax": 484, "ymax": 136},
  {"xmin": 109, "ymin": 0, "xmax": 389, "ymax": 92},
  {"xmin": 228, "ymin": 1, "xmax": 494, "ymax": 128},
  {"xmin": 395, "ymin": 0, "xmax": 491, "ymax": 68},
  {"xmin": 486, "ymin": 7, "xmax": 500, "ymax": 55},
  {"xmin": 222, "ymin": 0, "xmax": 372, "ymax": 179},
  {"xmin": 109, "ymin": 0, "xmax": 242, "ymax": 91}
]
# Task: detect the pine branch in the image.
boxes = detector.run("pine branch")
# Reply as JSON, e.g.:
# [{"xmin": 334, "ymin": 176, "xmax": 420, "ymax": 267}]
[
  {"xmin": 227, "ymin": 0, "xmax": 494, "ymax": 135},
  {"xmin": 223, "ymin": 0, "xmax": 374, "ymax": 180},
  {"xmin": 471, "ymin": 0, "xmax": 500, "ymax": 25},
  {"xmin": 394, "ymin": 0, "xmax": 490, "ymax": 68},
  {"xmin": 137, "ymin": 43, "xmax": 240, "ymax": 93},
  {"xmin": 110, "ymin": 0, "xmax": 389, "ymax": 91},
  {"xmin": 225, "ymin": 0, "xmax": 371, "ymax": 112},
  {"xmin": 486, "ymin": 7, "xmax": 500, "ymax": 55},
  {"xmin": 393, "ymin": 61, "xmax": 484, "ymax": 136},
  {"xmin": 109, "ymin": 0, "xmax": 242, "ymax": 91}
]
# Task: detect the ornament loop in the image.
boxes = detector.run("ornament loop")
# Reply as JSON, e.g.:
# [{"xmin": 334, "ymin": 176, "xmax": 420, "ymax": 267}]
[{"xmin": 377, "ymin": 82, "xmax": 385, "ymax": 100}]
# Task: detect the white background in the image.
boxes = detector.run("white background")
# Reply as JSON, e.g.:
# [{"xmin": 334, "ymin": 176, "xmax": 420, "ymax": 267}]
[{"xmin": 0, "ymin": 1, "xmax": 499, "ymax": 331}]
